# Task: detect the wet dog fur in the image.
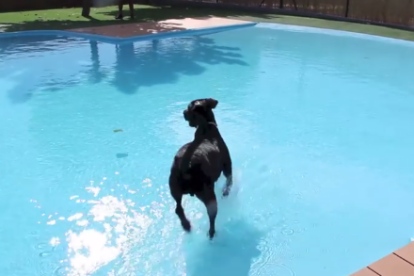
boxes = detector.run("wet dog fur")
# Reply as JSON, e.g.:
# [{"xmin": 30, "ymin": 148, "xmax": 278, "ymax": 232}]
[{"xmin": 168, "ymin": 98, "xmax": 233, "ymax": 239}]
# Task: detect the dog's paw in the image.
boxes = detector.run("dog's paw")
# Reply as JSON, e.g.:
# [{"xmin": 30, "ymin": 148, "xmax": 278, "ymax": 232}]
[
  {"xmin": 181, "ymin": 220, "xmax": 191, "ymax": 232},
  {"xmin": 222, "ymin": 188, "xmax": 230, "ymax": 197},
  {"xmin": 207, "ymin": 229, "xmax": 216, "ymax": 240}
]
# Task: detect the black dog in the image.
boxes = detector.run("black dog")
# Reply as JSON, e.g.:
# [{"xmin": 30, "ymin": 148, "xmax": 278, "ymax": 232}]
[{"xmin": 169, "ymin": 98, "xmax": 233, "ymax": 239}]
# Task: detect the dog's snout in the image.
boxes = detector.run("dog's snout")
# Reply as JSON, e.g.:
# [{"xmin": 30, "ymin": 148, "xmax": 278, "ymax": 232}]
[{"xmin": 183, "ymin": 110, "xmax": 188, "ymax": 120}]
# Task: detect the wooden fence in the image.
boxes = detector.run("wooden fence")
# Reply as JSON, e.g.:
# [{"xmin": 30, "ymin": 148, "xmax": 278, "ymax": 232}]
[
  {"xmin": 282, "ymin": 0, "xmax": 414, "ymax": 27},
  {"xmin": 0, "ymin": 0, "xmax": 83, "ymax": 12},
  {"xmin": 1, "ymin": 0, "xmax": 413, "ymax": 29}
]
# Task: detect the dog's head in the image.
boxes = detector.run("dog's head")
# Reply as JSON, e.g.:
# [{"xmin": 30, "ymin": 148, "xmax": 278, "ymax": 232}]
[{"xmin": 183, "ymin": 98, "xmax": 218, "ymax": 128}]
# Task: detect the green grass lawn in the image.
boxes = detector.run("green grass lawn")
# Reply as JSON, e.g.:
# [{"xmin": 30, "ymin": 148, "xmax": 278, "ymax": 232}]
[{"xmin": 1, "ymin": 4, "xmax": 414, "ymax": 41}]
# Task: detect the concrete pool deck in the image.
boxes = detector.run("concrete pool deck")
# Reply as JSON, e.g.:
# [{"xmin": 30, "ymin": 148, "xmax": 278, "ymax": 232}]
[
  {"xmin": 68, "ymin": 17, "xmax": 250, "ymax": 38},
  {"xmin": 351, "ymin": 241, "xmax": 414, "ymax": 276}
]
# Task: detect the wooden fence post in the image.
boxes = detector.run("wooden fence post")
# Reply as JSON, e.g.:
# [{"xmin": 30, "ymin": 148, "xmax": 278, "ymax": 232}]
[
  {"xmin": 292, "ymin": 0, "xmax": 297, "ymax": 10},
  {"xmin": 345, "ymin": 0, "xmax": 350, "ymax": 17}
]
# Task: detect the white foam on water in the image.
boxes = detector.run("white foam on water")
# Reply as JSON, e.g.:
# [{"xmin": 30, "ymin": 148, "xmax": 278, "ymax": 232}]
[{"xmin": 60, "ymin": 189, "xmax": 154, "ymax": 276}]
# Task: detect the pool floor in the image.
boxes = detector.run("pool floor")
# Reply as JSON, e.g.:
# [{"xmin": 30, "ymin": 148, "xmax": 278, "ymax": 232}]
[{"xmin": 1, "ymin": 23, "xmax": 414, "ymax": 276}]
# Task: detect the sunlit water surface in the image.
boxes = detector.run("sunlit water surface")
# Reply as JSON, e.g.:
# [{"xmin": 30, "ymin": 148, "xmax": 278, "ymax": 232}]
[{"xmin": 1, "ymin": 24, "xmax": 414, "ymax": 276}]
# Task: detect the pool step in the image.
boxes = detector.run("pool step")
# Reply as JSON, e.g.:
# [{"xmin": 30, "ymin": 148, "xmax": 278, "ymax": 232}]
[{"xmin": 351, "ymin": 242, "xmax": 414, "ymax": 276}]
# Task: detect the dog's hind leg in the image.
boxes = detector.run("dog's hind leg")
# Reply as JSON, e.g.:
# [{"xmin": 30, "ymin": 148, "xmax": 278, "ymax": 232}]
[
  {"xmin": 172, "ymin": 191, "xmax": 191, "ymax": 232},
  {"xmin": 169, "ymin": 173, "xmax": 191, "ymax": 232},
  {"xmin": 196, "ymin": 188, "xmax": 217, "ymax": 239}
]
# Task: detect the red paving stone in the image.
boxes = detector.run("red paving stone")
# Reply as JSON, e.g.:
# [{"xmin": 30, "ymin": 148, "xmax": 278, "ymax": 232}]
[
  {"xmin": 68, "ymin": 17, "xmax": 250, "ymax": 38},
  {"xmin": 350, "ymin": 267, "xmax": 379, "ymax": 276},
  {"xmin": 394, "ymin": 241, "xmax": 414, "ymax": 265},
  {"xmin": 369, "ymin": 253, "xmax": 414, "ymax": 276},
  {"xmin": 350, "ymin": 242, "xmax": 414, "ymax": 276}
]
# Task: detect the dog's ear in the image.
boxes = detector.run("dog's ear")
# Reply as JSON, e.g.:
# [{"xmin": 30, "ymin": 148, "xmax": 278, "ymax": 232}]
[
  {"xmin": 190, "ymin": 100, "xmax": 204, "ymax": 111},
  {"xmin": 205, "ymin": 98, "xmax": 218, "ymax": 109}
]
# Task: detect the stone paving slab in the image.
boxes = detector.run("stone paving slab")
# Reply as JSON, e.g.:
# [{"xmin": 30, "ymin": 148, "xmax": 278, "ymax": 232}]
[{"xmin": 68, "ymin": 17, "xmax": 250, "ymax": 38}]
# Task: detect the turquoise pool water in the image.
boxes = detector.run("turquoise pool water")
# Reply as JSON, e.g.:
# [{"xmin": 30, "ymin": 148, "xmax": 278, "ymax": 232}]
[{"xmin": 1, "ymin": 24, "xmax": 414, "ymax": 276}]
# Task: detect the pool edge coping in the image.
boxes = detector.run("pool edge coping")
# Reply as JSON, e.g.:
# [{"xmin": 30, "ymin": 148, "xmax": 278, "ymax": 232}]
[{"xmin": 0, "ymin": 22, "xmax": 257, "ymax": 44}]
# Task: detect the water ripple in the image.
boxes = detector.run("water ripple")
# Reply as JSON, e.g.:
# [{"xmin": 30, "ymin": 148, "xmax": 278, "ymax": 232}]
[
  {"xmin": 281, "ymin": 227, "xmax": 295, "ymax": 236},
  {"xmin": 254, "ymin": 264, "xmax": 296, "ymax": 276},
  {"xmin": 54, "ymin": 266, "xmax": 67, "ymax": 276}
]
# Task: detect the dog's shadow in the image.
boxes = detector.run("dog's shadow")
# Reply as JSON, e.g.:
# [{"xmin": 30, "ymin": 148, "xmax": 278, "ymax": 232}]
[{"xmin": 183, "ymin": 217, "xmax": 262, "ymax": 276}]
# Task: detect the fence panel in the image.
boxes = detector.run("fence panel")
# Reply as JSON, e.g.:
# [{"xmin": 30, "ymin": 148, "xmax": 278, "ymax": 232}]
[
  {"xmin": 260, "ymin": 0, "xmax": 282, "ymax": 9},
  {"xmin": 347, "ymin": 0, "xmax": 414, "ymax": 27},
  {"xmin": 283, "ymin": 0, "xmax": 347, "ymax": 16},
  {"xmin": 219, "ymin": 0, "xmax": 266, "ymax": 7},
  {"xmin": 0, "ymin": 0, "xmax": 83, "ymax": 12},
  {"xmin": 184, "ymin": 0, "xmax": 216, "ymax": 3}
]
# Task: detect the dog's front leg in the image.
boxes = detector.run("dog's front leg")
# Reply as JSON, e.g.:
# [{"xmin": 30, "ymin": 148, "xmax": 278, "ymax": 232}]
[{"xmin": 222, "ymin": 150, "xmax": 233, "ymax": 197}]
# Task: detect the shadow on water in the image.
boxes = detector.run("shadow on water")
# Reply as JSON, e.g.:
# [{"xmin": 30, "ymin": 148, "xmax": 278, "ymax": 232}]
[
  {"xmin": 88, "ymin": 40, "xmax": 107, "ymax": 84},
  {"xmin": 1, "ymin": 33, "xmax": 248, "ymax": 103},
  {"xmin": 184, "ymin": 218, "xmax": 262, "ymax": 276},
  {"xmin": 109, "ymin": 35, "xmax": 248, "ymax": 94},
  {"xmin": 0, "ymin": 35, "xmax": 87, "ymax": 104}
]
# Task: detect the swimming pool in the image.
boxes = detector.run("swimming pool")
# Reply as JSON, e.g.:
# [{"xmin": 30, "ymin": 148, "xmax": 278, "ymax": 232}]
[{"xmin": 1, "ymin": 23, "xmax": 414, "ymax": 276}]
